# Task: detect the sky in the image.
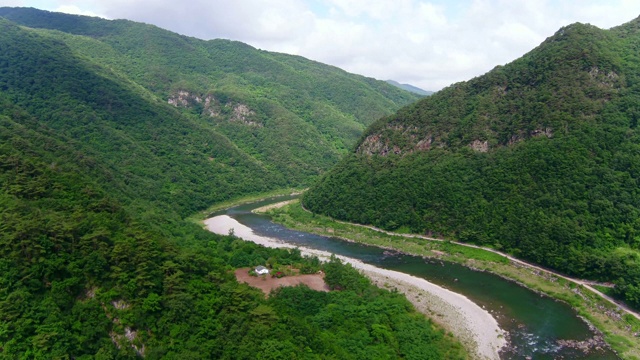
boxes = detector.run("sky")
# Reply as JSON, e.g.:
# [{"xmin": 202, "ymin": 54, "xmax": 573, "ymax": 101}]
[{"xmin": 5, "ymin": 0, "xmax": 640, "ymax": 91}]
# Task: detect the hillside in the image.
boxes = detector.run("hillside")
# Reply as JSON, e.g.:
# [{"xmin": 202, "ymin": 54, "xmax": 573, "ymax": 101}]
[
  {"xmin": 0, "ymin": 111, "xmax": 463, "ymax": 357},
  {"xmin": 0, "ymin": 8, "xmax": 464, "ymax": 359},
  {"xmin": 304, "ymin": 18, "xmax": 640, "ymax": 307},
  {"xmin": 0, "ymin": 7, "xmax": 419, "ymax": 188}
]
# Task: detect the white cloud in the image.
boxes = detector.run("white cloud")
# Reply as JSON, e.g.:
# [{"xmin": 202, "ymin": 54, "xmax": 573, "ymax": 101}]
[
  {"xmin": 54, "ymin": 5, "xmax": 102, "ymax": 17},
  {"xmin": 416, "ymin": 2, "xmax": 448, "ymax": 28},
  {"xmin": 1, "ymin": 0, "xmax": 26, "ymax": 6},
  {"xmin": 323, "ymin": 0, "xmax": 408, "ymax": 20},
  {"xmin": 11, "ymin": 0, "xmax": 640, "ymax": 91}
]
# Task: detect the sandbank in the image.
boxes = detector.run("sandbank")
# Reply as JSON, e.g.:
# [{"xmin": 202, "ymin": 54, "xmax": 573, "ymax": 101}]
[
  {"xmin": 204, "ymin": 215, "xmax": 506, "ymax": 359},
  {"xmin": 252, "ymin": 200, "xmax": 296, "ymax": 213}
]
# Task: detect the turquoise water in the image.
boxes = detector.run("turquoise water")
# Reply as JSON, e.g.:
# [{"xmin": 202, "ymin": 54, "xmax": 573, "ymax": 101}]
[{"xmin": 212, "ymin": 196, "xmax": 618, "ymax": 359}]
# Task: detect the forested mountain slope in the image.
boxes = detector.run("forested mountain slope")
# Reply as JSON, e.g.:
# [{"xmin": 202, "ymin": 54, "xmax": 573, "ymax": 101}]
[
  {"xmin": 0, "ymin": 18, "xmax": 276, "ymax": 221},
  {"xmin": 304, "ymin": 17, "xmax": 640, "ymax": 307},
  {"xmin": 0, "ymin": 105, "xmax": 463, "ymax": 358},
  {"xmin": 0, "ymin": 7, "xmax": 419, "ymax": 187},
  {"xmin": 0, "ymin": 8, "xmax": 464, "ymax": 359}
]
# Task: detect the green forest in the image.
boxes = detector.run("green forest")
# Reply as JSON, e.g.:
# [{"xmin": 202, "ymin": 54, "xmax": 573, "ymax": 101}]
[
  {"xmin": 0, "ymin": 140, "xmax": 463, "ymax": 358},
  {"xmin": 0, "ymin": 7, "xmax": 419, "ymax": 187},
  {"xmin": 0, "ymin": 111, "xmax": 464, "ymax": 358},
  {"xmin": 304, "ymin": 20, "xmax": 640, "ymax": 308},
  {"xmin": 0, "ymin": 7, "xmax": 465, "ymax": 359}
]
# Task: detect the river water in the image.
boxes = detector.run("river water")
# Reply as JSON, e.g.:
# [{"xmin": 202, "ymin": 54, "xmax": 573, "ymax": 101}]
[{"xmin": 211, "ymin": 195, "xmax": 618, "ymax": 359}]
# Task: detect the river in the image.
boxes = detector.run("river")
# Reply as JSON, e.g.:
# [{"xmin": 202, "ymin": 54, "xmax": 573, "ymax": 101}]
[{"xmin": 208, "ymin": 195, "xmax": 618, "ymax": 359}]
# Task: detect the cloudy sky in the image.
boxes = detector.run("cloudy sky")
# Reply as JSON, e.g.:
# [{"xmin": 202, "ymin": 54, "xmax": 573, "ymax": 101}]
[{"xmin": 6, "ymin": 0, "xmax": 640, "ymax": 90}]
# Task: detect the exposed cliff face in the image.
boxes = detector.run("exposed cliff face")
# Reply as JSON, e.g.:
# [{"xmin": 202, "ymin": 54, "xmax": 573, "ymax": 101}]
[
  {"xmin": 354, "ymin": 23, "xmax": 625, "ymax": 158},
  {"xmin": 230, "ymin": 103, "xmax": 259, "ymax": 126},
  {"xmin": 357, "ymin": 123, "xmax": 444, "ymax": 156},
  {"xmin": 167, "ymin": 90, "xmax": 194, "ymax": 107},
  {"xmin": 168, "ymin": 90, "xmax": 261, "ymax": 127}
]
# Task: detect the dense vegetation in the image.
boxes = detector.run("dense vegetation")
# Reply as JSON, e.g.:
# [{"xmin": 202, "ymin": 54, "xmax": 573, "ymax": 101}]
[
  {"xmin": 0, "ymin": 8, "xmax": 463, "ymax": 359},
  {"xmin": 0, "ymin": 7, "xmax": 419, "ymax": 187},
  {"xmin": 305, "ymin": 18, "xmax": 640, "ymax": 308},
  {"xmin": 0, "ymin": 116, "xmax": 463, "ymax": 357}
]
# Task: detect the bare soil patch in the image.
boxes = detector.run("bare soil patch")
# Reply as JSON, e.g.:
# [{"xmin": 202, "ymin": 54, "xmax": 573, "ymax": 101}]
[{"xmin": 235, "ymin": 268, "xmax": 330, "ymax": 296}]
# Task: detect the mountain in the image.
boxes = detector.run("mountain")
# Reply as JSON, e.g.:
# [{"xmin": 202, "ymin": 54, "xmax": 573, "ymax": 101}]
[
  {"xmin": 386, "ymin": 80, "xmax": 433, "ymax": 96},
  {"xmin": 304, "ymin": 18, "xmax": 640, "ymax": 307},
  {"xmin": 0, "ymin": 8, "xmax": 463, "ymax": 358},
  {"xmin": 0, "ymin": 7, "xmax": 420, "ymax": 189}
]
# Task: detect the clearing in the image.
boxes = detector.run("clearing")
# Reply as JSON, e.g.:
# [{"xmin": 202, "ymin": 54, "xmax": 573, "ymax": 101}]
[{"xmin": 235, "ymin": 268, "xmax": 329, "ymax": 296}]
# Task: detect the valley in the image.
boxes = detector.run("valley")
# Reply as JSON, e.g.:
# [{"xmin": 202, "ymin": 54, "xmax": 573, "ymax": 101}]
[
  {"xmin": 0, "ymin": 7, "xmax": 456, "ymax": 359},
  {"xmin": 203, "ymin": 199, "xmax": 506, "ymax": 360},
  {"xmin": 3, "ymin": 5, "xmax": 640, "ymax": 359},
  {"xmin": 265, "ymin": 198, "xmax": 640, "ymax": 358},
  {"xmin": 204, "ymin": 195, "xmax": 625, "ymax": 359}
]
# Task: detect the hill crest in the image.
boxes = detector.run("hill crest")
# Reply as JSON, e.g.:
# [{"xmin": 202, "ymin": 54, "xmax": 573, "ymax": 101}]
[
  {"xmin": 304, "ymin": 15, "xmax": 640, "ymax": 316},
  {"xmin": 356, "ymin": 21, "xmax": 625, "ymax": 157}
]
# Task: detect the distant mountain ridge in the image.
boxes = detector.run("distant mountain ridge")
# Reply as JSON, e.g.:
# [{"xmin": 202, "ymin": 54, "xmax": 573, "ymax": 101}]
[
  {"xmin": 305, "ymin": 17, "xmax": 640, "ymax": 310},
  {"xmin": 385, "ymin": 80, "xmax": 433, "ymax": 96}
]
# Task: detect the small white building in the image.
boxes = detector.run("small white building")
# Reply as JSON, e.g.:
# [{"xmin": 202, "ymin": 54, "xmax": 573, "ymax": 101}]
[{"xmin": 255, "ymin": 265, "xmax": 269, "ymax": 275}]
